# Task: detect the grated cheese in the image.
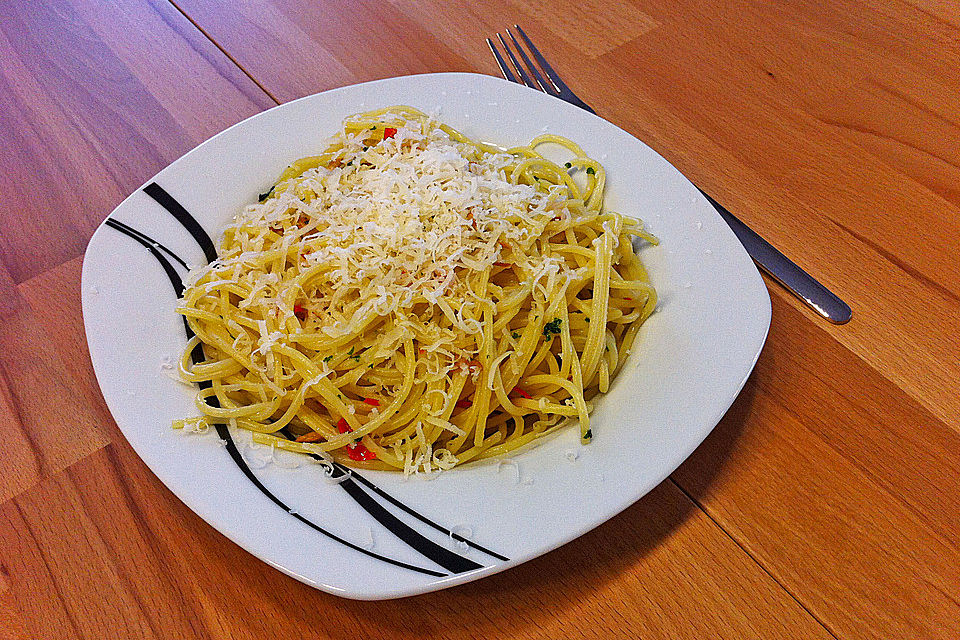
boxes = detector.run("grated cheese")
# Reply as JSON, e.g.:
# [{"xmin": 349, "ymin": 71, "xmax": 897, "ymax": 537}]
[{"xmin": 191, "ymin": 115, "xmax": 573, "ymax": 380}]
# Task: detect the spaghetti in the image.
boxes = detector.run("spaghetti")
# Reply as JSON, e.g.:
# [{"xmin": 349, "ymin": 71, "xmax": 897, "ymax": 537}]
[{"xmin": 175, "ymin": 106, "xmax": 657, "ymax": 473}]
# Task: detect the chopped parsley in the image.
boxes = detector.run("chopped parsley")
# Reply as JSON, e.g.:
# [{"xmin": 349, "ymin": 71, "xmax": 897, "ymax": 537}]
[
  {"xmin": 322, "ymin": 355, "xmax": 333, "ymax": 363},
  {"xmin": 583, "ymin": 429, "xmax": 593, "ymax": 440},
  {"xmin": 586, "ymin": 167, "xmax": 595, "ymax": 175},
  {"xmin": 542, "ymin": 317, "xmax": 562, "ymax": 339},
  {"xmin": 511, "ymin": 332, "xmax": 521, "ymax": 340},
  {"xmin": 563, "ymin": 162, "xmax": 572, "ymax": 169},
  {"xmin": 584, "ymin": 317, "xmax": 590, "ymax": 323}
]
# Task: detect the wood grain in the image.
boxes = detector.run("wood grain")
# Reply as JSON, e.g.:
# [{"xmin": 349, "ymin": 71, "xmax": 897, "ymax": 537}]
[
  {"xmin": 166, "ymin": 0, "xmax": 474, "ymax": 102},
  {"xmin": 2, "ymin": 0, "xmax": 959, "ymax": 637},
  {"xmin": 1, "ymin": 441, "xmax": 834, "ymax": 640},
  {"xmin": 374, "ymin": 0, "xmax": 960, "ymax": 430},
  {"xmin": 674, "ymin": 294, "xmax": 960, "ymax": 639},
  {"xmin": 0, "ymin": 0, "xmax": 272, "ymax": 284},
  {"xmin": 507, "ymin": 0, "xmax": 659, "ymax": 57},
  {"xmin": 0, "ymin": 257, "xmax": 110, "ymax": 504},
  {"xmin": 0, "ymin": 0, "xmax": 271, "ymax": 506}
]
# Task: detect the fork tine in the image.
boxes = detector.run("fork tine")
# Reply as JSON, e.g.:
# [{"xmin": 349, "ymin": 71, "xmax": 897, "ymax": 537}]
[
  {"xmin": 506, "ymin": 28, "xmax": 558, "ymax": 96},
  {"xmin": 486, "ymin": 38, "xmax": 518, "ymax": 84},
  {"xmin": 496, "ymin": 33, "xmax": 538, "ymax": 90},
  {"xmin": 512, "ymin": 25, "xmax": 568, "ymax": 94}
]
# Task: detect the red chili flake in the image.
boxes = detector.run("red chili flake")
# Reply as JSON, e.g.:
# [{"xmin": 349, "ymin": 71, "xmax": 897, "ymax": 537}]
[
  {"xmin": 493, "ymin": 262, "xmax": 510, "ymax": 267},
  {"xmin": 383, "ymin": 127, "xmax": 397, "ymax": 139},
  {"xmin": 512, "ymin": 387, "xmax": 532, "ymax": 399},
  {"xmin": 455, "ymin": 399, "xmax": 472, "ymax": 409},
  {"xmin": 362, "ymin": 398, "xmax": 380, "ymax": 407},
  {"xmin": 623, "ymin": 297, "xmax": 632, "ymax": 301},
  {"xmin": 293, "ymin": 304, "xmax": 307, "ymax": 321},
  {"xmin": 348, "ymin": 443, "xmax": 377, "ymax": 461},
  {"xmin": 335, "ymin": 417, "xmax": 376, "ymax": 459}
]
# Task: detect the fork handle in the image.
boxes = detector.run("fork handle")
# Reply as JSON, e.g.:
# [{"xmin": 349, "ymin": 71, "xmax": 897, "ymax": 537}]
[{"xmin": 698, "ymin": 189, "xmax": 852, "ymax": 324}]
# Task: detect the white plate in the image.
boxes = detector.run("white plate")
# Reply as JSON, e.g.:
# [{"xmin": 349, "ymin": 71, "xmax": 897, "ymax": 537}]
[{"xmin": 81, "ymin": 72, "xmax": 770, "ymax": 600}]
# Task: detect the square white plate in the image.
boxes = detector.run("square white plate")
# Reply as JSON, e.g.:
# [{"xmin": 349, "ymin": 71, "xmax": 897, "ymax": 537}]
[{"xmin": 81, "ymin": 72, "xmax": 770, "ymax": 600}]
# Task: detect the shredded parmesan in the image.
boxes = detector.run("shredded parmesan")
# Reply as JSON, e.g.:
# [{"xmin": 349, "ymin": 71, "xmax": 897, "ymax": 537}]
[
  {"xmin": 194, "ymin": 117, "xmax": 570, "ymax": 380},
  {"xmin": 176, "ymin": 107, "xmax": 660, "ymax": 474}
]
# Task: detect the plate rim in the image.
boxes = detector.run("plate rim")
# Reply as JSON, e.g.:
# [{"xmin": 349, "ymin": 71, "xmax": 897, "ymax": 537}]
[{"xmin": 81, "ymin": 71, "xmax": 772, "ymax": 600}]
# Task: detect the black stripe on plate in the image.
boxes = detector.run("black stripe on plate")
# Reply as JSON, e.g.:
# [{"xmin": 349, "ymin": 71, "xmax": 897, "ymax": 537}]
[
  {"xmin": 143, "ymin": 182, "xmax": 218, "ymax": 263},
  {"xmin": 107, "ymin": 220, "xmax": 447, "ymax": 578},
  {"xmin": 276, "ymin": 429, "xmax": 484, "ymax": 573},
  {"xmin": 105, "ymin": 218, "xmax": 190, "ymax": 270},
  {"xmin": 137, "ymin": 184, "xmax": 504, "ymax": 572},
  {"xmin": 105, "ymin": 219, "xmax": 186, "ymax": 297},
  {"xmin": 208, "ymin": 422, "xmax": 447, "ymax": 577},
  {"xmin": 329, "ymin": 467, "xmax": 482, "ymax": 573},
  {"xmin": 339, "ymin": 463, "xmax": 509, "ymax": 562}
]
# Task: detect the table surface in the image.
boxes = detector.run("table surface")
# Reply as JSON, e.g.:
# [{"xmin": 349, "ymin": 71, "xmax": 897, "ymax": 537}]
[{"xmin": 2, "ymin": 1, "xmax": 958, "ymax": 638}]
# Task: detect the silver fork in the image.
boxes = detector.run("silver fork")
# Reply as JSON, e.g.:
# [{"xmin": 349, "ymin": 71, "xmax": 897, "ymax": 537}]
[{"xmin": 488, "ymin": 26, "xmax": 852, "ymax": 324}]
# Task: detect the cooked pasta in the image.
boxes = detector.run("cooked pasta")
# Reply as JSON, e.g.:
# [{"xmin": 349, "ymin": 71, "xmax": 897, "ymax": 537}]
[{"xmin": 175, "ymin": 106, "xmax": 657, "ymax": 473}]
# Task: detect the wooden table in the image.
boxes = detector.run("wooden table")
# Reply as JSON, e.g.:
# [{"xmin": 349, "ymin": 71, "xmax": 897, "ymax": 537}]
[{"xmin": 2, "ymin": 1, "xmax": 958, "ymax": 637}]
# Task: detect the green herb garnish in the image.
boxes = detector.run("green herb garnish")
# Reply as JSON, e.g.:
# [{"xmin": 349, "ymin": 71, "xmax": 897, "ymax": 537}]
[
  {"xmin": 586, "ymin": 167, "xmax": 595, "ymax": 175},
  {"xmin": 583, "ymin": 429, "xmax": 593, "ymax": 440},
  {"xmin": 511, "ymin": 332, "xmax": 521, "ymax": 340},
  {"xmin": 564, "ymin": 162, "xmax": 572, "ymax": 169},
  {"xmin": 542, "ymin": 317, "xmax": 562, "ymax": 339},
  {"xmin": 323, "ymin": 355, "xmax": 333, "ymax": 363}
]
